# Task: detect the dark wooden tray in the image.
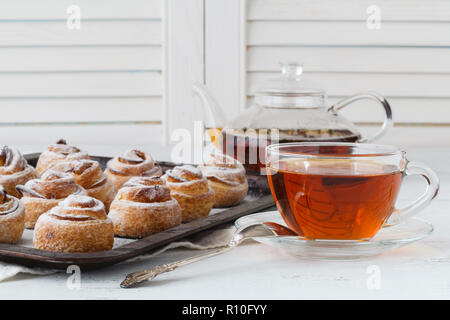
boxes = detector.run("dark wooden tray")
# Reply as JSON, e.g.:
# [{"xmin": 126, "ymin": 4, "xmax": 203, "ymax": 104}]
[{"xmin": 0, "ymin": 153, "xmax": 274, "ymax": 270}]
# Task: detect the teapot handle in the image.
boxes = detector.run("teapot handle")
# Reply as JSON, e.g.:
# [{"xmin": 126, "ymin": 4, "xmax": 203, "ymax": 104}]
[{"xmin": 328, "ymin": 91, "xmax": 393, "ymax": 143}]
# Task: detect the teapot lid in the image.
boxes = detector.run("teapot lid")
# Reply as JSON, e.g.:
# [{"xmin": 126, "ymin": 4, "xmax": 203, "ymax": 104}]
[{"xmin": 254, "ymin": 62, "xmax": 326, "ymax": 108}]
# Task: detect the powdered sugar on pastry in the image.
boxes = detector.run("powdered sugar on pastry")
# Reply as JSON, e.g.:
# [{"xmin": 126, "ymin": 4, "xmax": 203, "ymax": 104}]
[
  {"xmin": 0, "ymin": 146, "xmax": 38, "ymax": 198},
  {"xmin": 0, "ymin": 146, "xmax": 26, "ymax": 175},
  {"xmin": 48, "ymin": 159, "xmax": 116, "ymax": 212},
  {"xmin": 0, "ymin": 186, "xmax": 25, "ymax": 243},
  {"xmin": 162, "ymin": 165, "xmax": 214, "ymax": 222},
  {"xmin": 105, "ymin": 149, "xmax": 162, "ymax": 190},
  {"xmin": 20, "ymin": 170, "xmax": 82, "ymax": 200},
  {"xmin": 109, "ymin": 176, "xmax": 182, "ymax": 238},
  {"xmin": 17, "ymin": 170, "xmax": 87, "ymax": 229},
  {"xmin": 33, "ymin": 194, "xmax": 114, "ymax": 252},
  {"xmin": 36, "ymin": 139, "xmax": 89, "ymax": 174},
  {"xmin": 199, "ymin": 153, "xmax": 246, "ymax": 183},
  {"xmin": 198, "ymin": 152, "xmax": 248, "ymax": 208},
  {"xmin": 54, "ymin": 195, "xmax": 106, "ymax": 218}
]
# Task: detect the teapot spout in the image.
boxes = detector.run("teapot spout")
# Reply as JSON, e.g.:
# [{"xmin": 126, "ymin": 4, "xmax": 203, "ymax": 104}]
[{"xmin": 192, "ymin": 82, "xmax": 228, "ymax": 128}]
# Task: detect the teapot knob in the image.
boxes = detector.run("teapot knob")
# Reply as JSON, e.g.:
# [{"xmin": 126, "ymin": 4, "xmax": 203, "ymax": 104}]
[{"xmin": 280, "ymin": 62, "xmax": 303, "ymax": 79}]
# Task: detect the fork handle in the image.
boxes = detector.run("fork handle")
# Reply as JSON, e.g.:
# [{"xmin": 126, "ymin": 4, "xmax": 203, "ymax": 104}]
[{"xmin": 120, "ymin": 246, "xmax": 232, "ymax": 288}]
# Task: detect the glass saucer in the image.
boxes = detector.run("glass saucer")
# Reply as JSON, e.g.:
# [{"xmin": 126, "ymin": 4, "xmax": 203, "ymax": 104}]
[{"xmin": 235, "ymin": 211, "xmax": 434, "ymax": 260}]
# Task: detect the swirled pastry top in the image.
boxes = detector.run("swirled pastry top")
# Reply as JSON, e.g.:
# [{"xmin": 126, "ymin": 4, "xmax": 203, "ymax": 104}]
[
  {"xmin": 198, "ymin": 153, "xmax": 247, "ymax": 186},
  {"xmin": 106, "ymin": 149, "xmax": 161, "ymax": 177},
  {"xmin": 49, "ymin": 159, "xmax": 107, "ymax": 190},
  {"xmin": 44, "ymin": 139, "xmax": 88, "ymax": 161},
  {"xmin": 46, "ymin": 195, "xmax": 107, "ymax": 221},
  {"xmin": 17, "ymin": 170, "xmax": 84, "ymax": 200},
  {"xmin": 164, "ymin": 165, "xmax": 211, "ymax": 193},
  {"xmin": 0, "ymin": 187, "xmax": 19, "ymax": 215},
  {"xmin": 118, "ymin": 176, "xmax": 172, "ymax": 203},
  {"xmin": 0, "ymin": 146, "xmax": 27, "ymax": 175}
]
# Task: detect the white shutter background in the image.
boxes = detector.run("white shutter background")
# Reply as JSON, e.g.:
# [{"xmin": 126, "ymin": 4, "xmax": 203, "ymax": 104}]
[
  {"xmin": 244, "ymin": 0, "xmax": 450, "ymax": 147},
  {"xmin": 0, "ymin": 0, "xmax": 163, "ymax": 149},
  {"xmin": 1, "ymin": 0, "xmax": 449, "ymax": 151}
]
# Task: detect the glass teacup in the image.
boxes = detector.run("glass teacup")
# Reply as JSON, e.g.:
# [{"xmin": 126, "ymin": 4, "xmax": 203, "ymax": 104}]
[{"xmin": 266, "ymin": 142, "xmax": 439, "ymax": 240}]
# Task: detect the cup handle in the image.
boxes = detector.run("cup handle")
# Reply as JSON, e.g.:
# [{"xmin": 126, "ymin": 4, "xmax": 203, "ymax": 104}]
[
  {"xmin": 328, "ymin": 91, "xmax": 393, "ymax": 143},
  {"xmin": 385, "ymin": 161, "xmax": 440, "ymax": 226}
]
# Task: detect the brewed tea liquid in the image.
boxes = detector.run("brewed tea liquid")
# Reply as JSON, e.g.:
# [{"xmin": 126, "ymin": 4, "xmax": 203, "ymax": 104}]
[
  {"xmin": 221, "ymin": 129, "xmax": 360, "ymax": 174},
  {"xmin": 267, "ymin": 159, "xmax": 403, "ymax": 240}
]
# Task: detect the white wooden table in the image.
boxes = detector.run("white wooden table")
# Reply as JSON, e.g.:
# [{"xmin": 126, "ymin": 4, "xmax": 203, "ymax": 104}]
[{"xmin": 1, "ymin": 145, "xmax": 449, "ymax": 299}]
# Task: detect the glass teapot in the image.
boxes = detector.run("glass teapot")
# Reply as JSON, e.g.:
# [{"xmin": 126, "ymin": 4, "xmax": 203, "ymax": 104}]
[{"xmin": 194, "ymin": 62, "xmax": 393, "ymax": 174}]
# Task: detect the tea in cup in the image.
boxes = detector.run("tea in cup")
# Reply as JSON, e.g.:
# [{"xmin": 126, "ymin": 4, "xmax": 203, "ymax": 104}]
[{"xmin": 266, "ymin": 143, "xmax": 439, "ymax": 240}]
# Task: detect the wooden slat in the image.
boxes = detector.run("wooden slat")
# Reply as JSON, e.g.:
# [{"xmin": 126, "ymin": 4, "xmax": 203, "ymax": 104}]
[
  {"xmin": 247, "ymin": 72, "xmax": 450, "ymax": 98},
  {"xmin": 0, "ymin": 1, "xmax": 164, "ymax": 128},
  {"xmin": 0, "ymin": 47, "xmax": 161, "ymax": 72},
  {"xmin": 247, "ymin": 96, "xmax": 450, "ymax": 124},
  {"xmin": 0, "ymin": 21, "xmax": 161, "ymax": 46},
  {"xmin": 0, "ymin": 0, "xmax": 162, "ymax": 20},
  {"xmin": 0, "ymin": 123, "xmax": 164, "ymax": 147},
  {"xmin": 247, "ymin": 0, "xmax": 450, "ymax": 22},
  {"xmin": 245, "ymin": 2, "xmax": 450, "ymax": 127},
  {"xmin": 248, "ymin": 21, "xmax": 450, "ymax": 46},
  {"xmin": 165, "ymin": 0, "xmax": 205, "ymax": 144},
  {"xmin": 0, "ymin": 97, "xmax": 162, "ymax": 123},
  {"xmin": 0, "ymin": 72, "xmax": 162, "ymax": 97},
  {"xmin": 205, "ymin": 0, "xmax": 244, "ymax": 117},
  {"xmin": 247, "ymin": 47, "xmax": 450, "ymax": 73},
  {"xmin": 329, "ymin": 97, "xmax": 450, "ymax": 124},
  {"xmin": 365, "ymin": 125, "xmax": 450, "ymax": 148}
]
